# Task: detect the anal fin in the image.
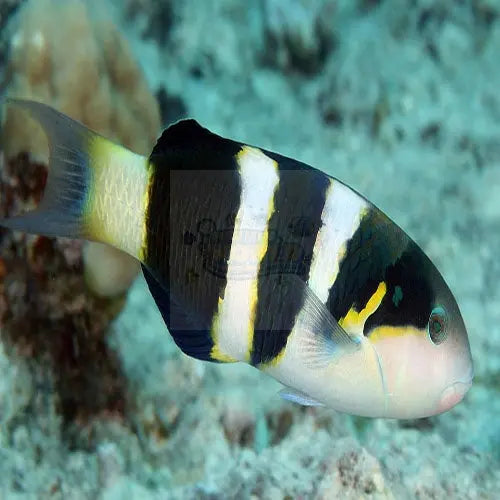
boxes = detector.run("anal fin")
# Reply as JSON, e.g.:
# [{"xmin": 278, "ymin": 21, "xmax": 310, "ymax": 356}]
[{"xmin": 278, "ymin": 387, "xmax": 325, "ymax": 407}]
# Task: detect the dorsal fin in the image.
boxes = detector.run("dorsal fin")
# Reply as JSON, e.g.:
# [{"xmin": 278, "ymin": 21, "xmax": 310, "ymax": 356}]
[
  {"xmin": 152, "ymin": 119, "xmax": 211, "ymax": 154},
  {"xmin": 150, "ymin": 118, "xmax": 316, "ymax": 174},
  {"xmin": 150, "ymin": 119, "xmax": 241, "ymax": 168}
]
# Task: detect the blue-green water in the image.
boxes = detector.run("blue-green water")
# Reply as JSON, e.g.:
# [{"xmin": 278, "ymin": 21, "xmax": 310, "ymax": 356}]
[{"xmin": 0, "ymin": 0, "xmax": 499, "ymax": 498}]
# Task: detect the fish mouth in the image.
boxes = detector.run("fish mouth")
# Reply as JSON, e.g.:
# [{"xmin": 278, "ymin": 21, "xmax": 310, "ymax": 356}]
[{"xmin": 436, "ymin": 376, "xmax": 473, "ymax": 414}]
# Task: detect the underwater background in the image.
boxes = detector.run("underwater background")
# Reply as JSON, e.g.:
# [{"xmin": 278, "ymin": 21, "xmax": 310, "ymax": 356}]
[{"xmin": 0, "ymin": 0, "xmax": 499, "ymax": 498}]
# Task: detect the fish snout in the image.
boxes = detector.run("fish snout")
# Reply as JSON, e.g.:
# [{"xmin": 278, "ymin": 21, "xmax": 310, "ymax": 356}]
[{"xmin": 436, "ymin": 378, "xmax": 472, "ymax": 414}]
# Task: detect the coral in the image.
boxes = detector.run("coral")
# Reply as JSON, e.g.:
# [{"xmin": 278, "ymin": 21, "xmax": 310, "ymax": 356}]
[
  {"xmin": 1, "ymin": 0, "xmax": 161, "ymax": 298},
  {"xmin": 0, "ymin": 0, "xmax": 160, "ymax": 429},
  {"xmin": 83, "ymin": 242, "xmax": 141, "ymax": 299},
  {"xmin": 2, "ymin": 0, "xmax": 160, "ymax": 161},
  {"xmin": 0, "ymin": 0, "xmax": 162, "ymax": 292}
]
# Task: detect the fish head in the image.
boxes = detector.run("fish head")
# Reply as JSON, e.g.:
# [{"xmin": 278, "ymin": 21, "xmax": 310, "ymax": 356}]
[{"xmin": 364, "ymin": 242, "xmax": 474, "ymax": 418}]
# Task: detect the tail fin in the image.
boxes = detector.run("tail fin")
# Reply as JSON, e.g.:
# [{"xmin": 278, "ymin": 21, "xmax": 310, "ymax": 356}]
[
  {"xmin": 1, "ymin": 100, "xmax": 151, "ymax": 259},
  {"xmin": 0, "ymin": 99, "xmax": 95, "ymax": 239}
]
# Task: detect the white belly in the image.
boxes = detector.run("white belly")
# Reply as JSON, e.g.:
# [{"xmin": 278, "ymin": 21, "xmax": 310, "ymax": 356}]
[{"xmin": 262, "ymin": 331, "xmax": 389, "ymax": 417}]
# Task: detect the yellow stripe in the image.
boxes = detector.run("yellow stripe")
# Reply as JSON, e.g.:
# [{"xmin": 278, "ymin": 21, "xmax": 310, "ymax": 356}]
[
  {"xmin": 261, "ymin": 345, "xmax": 287, "ymax": 367},
  {"xmin": 339, "ymin": 281, "xmax": 387, "ymax": 333},
  {"xmin": 368, "ymin": 325, "xmax": 424, "ymax": 343},
  {"xmin": 210, "ymin": 296, "xmax": 238, "ymax": 362},
  {"xmin": 137, "ymin": 162, "xmax": 153, "ymax": 261},
  {"xmin": 211, "ymin": 347, "xmax": 238, "ymax": 363},
  {"xmin": 265, "ymin": 244, "xmax": 379, "ymax": 369}
]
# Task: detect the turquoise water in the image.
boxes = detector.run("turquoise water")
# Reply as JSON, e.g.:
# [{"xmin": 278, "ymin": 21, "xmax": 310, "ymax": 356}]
[{"xmin": 0, "ymin": 0, "xmax": 499, "ymax": 498}]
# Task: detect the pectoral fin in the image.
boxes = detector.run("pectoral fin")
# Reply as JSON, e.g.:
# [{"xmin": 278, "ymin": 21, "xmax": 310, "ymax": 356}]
[{"xmin": 286, "ymin": 275, "xmax": 362, "ymax": 369}]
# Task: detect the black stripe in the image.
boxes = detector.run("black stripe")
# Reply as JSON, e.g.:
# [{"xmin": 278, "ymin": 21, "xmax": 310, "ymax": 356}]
[
  {"xmin": 250, "ymin": 157, "xmax": 329, "ymax": 366},
  {"xmin": 144, "ymin": 120, "xmax": 242, "ymax": 361},
  {"xmin": 364, "ymin": 243, "xmax": 435, "ymax": 334},
  {"xmin": 326, "ymin": 208, "xmax": 409, "ymax": 325},
  {"xmin": 142, "ymin": 265, "xmax": 216, "ymax": 361}
]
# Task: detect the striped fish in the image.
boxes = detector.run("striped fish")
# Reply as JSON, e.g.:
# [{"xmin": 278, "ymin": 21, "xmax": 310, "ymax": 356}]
[{"xmin": 0, "ymin": 100, "xmax": 474, "ymax": 418}]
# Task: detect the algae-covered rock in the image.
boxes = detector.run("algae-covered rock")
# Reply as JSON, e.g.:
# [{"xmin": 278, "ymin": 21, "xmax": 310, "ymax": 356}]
[
  {"xmin": 0, "ymin": 151, "xmax": 128, "ymax": 426},
  {"xmin": 1, "ymin": 0, "xmax": 162, "ymax": 299}
]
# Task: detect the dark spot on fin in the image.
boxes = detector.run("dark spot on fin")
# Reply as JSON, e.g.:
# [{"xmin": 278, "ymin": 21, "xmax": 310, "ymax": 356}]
[{"xmin": 141, "ymin": 264, "xmax": 222, "ymax": 363}]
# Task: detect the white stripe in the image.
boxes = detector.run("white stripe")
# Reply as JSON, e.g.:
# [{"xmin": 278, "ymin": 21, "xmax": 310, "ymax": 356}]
[
  {"xmin": 263, "ymin": 178, "xmax": 369, "ymax": 391},
  {"xmin": 213, "ymin": 147, "xmax": 279, "ymax": 361},
  {"xmin": 308, "ymin": 180, "xmax": 367, "ymax": 302}
]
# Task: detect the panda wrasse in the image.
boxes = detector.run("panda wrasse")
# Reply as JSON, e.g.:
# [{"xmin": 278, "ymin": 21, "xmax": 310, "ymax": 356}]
[{"xmin": 0, "ymin": 100, "xmax": 474, "ymax": 419}]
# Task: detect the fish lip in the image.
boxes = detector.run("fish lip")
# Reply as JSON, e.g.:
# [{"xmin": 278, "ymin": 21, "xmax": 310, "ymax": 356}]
[
  {"xmin": 437, "ymin": 378, "xmax": 473, "ymax": 414},
  {"xmin": 435, "ymin": 362, "xmax": 474, "ymax": 414}
]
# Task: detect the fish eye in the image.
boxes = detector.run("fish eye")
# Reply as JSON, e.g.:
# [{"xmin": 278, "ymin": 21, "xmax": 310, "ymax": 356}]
[{"xmin": 428, "ymin": 306, "xmax": 448, "ymax": 345}]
